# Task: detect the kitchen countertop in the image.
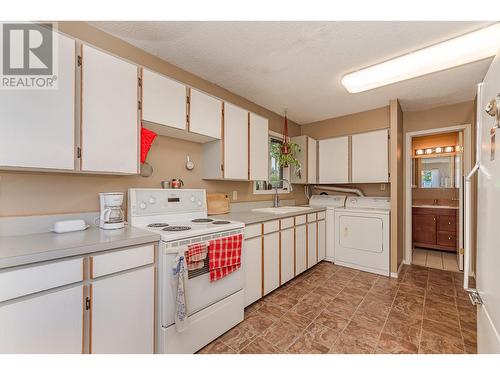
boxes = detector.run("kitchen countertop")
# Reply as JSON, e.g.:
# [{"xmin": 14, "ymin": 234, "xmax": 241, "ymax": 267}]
[
  {"xmin": 212, "ymin": 206, "xmax": 326, "ymax": 225},
  {"xmin": 0, "ymin": 226, "xmax": 160, "ymax": 270},
  {"xmin": 412, "ymin": 205, "xmax": 458, "ymax": 209}
]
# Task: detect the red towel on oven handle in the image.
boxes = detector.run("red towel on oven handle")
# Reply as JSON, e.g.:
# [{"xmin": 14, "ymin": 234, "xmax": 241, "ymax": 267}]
[
  {"xmin": 208, "ymin": 234, "xmax": 242, "ymax": 282},
  {"xmin": 185, "ymin": 243, "xmax": 207, "ymax": 264}
]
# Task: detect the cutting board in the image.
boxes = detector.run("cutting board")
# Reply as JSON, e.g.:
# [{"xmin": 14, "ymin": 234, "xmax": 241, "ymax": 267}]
[{"xmin": 207, "ymin": 193, "xmax": 230, "ymax": 215}]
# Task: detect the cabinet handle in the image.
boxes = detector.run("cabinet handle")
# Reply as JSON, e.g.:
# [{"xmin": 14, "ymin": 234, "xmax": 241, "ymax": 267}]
[
  {"xmin": 448, "ymin": 221, "xmax": 451, "ymax": 225},
  {"xmin": 448, "ymin": 236, "xmax": 452, "ymax": 240}
]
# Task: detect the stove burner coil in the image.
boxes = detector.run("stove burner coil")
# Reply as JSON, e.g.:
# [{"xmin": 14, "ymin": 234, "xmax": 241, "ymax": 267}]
[
  {"xmin": 191, "ymin": 218, "xmax": 214, "ymax": 223},
  {"xmin": 162, "ymin": 226, "xmax": 191, "ymax": 232},
  {"xmin": 147, "ymin": 223, "xmax": 169, "ymax": 228},
  {"xmin": 212, "ymin": 220, "xmax": 231, "ymax": 225}
]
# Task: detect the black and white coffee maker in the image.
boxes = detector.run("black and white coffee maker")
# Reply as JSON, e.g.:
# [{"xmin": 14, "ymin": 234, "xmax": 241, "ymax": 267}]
[{"xmin": 98, "ymin": 192, "xmax": 125, "ymax": 230}]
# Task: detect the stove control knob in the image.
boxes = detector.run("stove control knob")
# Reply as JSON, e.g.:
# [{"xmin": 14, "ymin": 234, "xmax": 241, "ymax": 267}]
[
  {"xmin": 197, "ymin": 200, "xmax": 202, "ymax": 206},
  {"xmin": 149, "ymin": 196, "xmax": 156, "ymax": 204},
  {"xmin": 190, "ymin": 195, "xmax": 195, "ymax": 202},
  {"xmin": 140, "ymin": 201, "xmax": 147, "ymax": 210}
]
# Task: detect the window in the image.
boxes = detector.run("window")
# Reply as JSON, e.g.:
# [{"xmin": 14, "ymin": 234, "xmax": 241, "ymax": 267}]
[{"xmin": 253, "ymin": 133, "xmax": 290, "ymax": 194}]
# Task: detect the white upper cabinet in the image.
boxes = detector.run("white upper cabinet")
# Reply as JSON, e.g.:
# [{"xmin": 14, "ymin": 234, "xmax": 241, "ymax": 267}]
[
  {"xmin": 189, "ymin": 89, "xmax": 222, "ymax": 139},
  {"xmin": 223, "ymin": 103, "xmax": 249, "ymax": 180},
  {"xmin": 249, "ymin": 112, "xmax": 269, "ymax": 181},
  {"xmin": 307, "ymin": 137, "xmax": 317, "ymax": 184},
  {"xmin": 0, "ymin": 32, "xmax": 75, "ymax": 170},
  {"xmin": 318, "ymin": 136, "xmax": 349, "ymax": 183},
  {"xmin": 142, "ymin": 69, "xmax": 186, "ymax": 130},
  {"xmin": 351, "ymin": 129, "xmax": 389, "ymax": 183},
  {"xmin": 81, "ymin": 45, "xmax": 139, "ymax": 174}
]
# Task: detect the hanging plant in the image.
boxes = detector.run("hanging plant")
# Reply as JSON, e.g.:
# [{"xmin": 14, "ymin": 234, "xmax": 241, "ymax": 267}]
[{"xmin": 270, "ymin": 139, "xmax": 301, "ymax": 169}]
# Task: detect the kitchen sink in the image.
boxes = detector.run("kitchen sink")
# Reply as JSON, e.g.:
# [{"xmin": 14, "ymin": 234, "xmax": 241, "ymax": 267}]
[{"xmin": 251, "ymin": 206, "xmax": 312, "ymax": 214}]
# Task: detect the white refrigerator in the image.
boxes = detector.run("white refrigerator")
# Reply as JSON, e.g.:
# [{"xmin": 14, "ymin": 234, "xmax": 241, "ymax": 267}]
[{"xmin": 465, "ymin": 50, "xmax": 500, "ymax": 353}]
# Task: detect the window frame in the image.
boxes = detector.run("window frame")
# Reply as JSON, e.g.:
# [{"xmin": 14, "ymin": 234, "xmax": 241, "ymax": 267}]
[{"xmin": 253, "ymin": 130, "xmax": 291, "ymax": 195}]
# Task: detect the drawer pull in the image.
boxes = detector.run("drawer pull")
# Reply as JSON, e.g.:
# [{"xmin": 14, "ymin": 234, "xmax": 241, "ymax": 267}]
[
  {"xmin": 448, "ymin": 221, "xmax": 451, "ymax": 225},
  {"xmin": 449, "ymin": 236, "xmax": 452, "ymax": 240}
]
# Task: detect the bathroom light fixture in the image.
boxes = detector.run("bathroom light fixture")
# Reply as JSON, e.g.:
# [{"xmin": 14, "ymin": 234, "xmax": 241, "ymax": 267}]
[
  {"xmin": 341, "ymin": 23, "xmax": 500, "ymax": 93},
  {"xmin": 415, "ymin": 149, "xmax": 424, "ymax": 155},
  {"xmin": 425, "ymin": 148, "xmax": 433, "ymax": 155},
  {"xmin": 444, "ymin": 146, "xmax": 454, "ymax": 153},
  {"xmin": 435, "ymin": 147, "xmax": 443, "ymax": 153}
]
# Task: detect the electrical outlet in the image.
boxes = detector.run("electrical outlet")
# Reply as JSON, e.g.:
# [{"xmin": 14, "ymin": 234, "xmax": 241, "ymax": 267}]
[
  {"xmin": 232, "ymin": 191, "xmax": 238, "ymax": 201},
  {"xmin": 380, "ymin": 184, "xmax": 386, "ymax": 191}
]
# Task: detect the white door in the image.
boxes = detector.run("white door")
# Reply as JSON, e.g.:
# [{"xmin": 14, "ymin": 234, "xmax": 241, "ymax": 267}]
[
  {"xmin": 189, "ymin": 89, "xmax": 222, "ymax": 139},
  {"xmin": 91, "ymin": 267, "xmax": 154, "ymax": 353},
  {"xmin": 307, "ymin": 137, "xmax": 317, "ymax": 183},
  {"xmin": 318, "ymin": 136, "xmax": 349, "ymax": 183},
  {"xmin": 351, "ymin": 129, "xmax": 389, "ymax": 183},
  {"xmin": 0, "ymin": 32, "xmax": 75, "ymax": 170},
  {"xmin": 244, "ymin": 237, "xmax": 262, "ymax": 306},
  {"xmin": 307, "ymin": 222, "xmax": 317, "ymax": 268},
  {"xmin": 142, "ymin": 69, "xmax": 186, "ymax": 130},
  {"xmin": 0, "ymin": 286, "xmax": 83, "ymax": 353},
  {"xmin": 473, "ymin": 52, "xmax": 500, "ymax": 353},
  {"xmin": 249, "ymin": 112, "xmax": 269, "ymax": 181},
  {"xmin": 223, "ymin": 103, "xmax": 248, "ymax": 180},
  {"xmin": 81, "ymin": 45, "xmax": 139, "ymax": 174},
  {"xmin": 280, "ymin": 228, "xmax": 295, "ymax": 284},
  {"xmin": 295, "ymin": 225, "xmax": 307, "ymax": 274},
  {"xmin": 318, "ymin": 220, "xmax": 326, "ymax": 261},
  {"xmin": 290, "ymin": 135, "xmax": 308, "ymax": 184},
  {"xmin": 263, "ymin": 232, "xmax": 280, "ymax": 295}
]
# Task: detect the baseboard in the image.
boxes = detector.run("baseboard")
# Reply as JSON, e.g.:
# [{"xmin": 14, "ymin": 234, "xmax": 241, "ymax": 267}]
[{"xmin": 390, "ymin": 261, "xmax": 405, "ymax": 278}]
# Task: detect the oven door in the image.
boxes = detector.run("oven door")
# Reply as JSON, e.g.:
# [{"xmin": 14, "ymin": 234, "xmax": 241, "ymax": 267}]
[{"xmin": 160, "ymin": 236, "xmax": 244, "ymax": 328}]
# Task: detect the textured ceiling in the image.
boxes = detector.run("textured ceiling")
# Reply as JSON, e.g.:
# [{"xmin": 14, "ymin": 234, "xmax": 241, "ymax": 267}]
[{"xmin": 90, "ymin": 21, "xmax": 493, "ymax": 124}]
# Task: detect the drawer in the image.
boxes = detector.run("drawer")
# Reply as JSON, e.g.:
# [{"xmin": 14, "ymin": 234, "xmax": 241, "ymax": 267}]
[
  {"xmin": 438, "ymin": 215, "xmax": 457, "ymax": 232},
  {"xmin": 280, "ymin": 217, "xmax": 294, "ymax": 230},
  {"xmin": 295, "ymin": 215, "xmax": 306, "ymax": 225},
  {"xmin": 263, "ymin": 220, "xmax": 280, "ymax": 234},
  {"xmin": 437, "ymin": 231, "xmax": 457, "ymax": 248},
  {"xmin": 245, "ymin": 224, "xmax": 262, "ymax": 239},
  {"xmin": 0, "ymin": 258, "xmax": 83, "ymax": 302},
  {"xmin": 307, "ymin": 213, "xmax": 317, "ymax": 222},
  {"xmin": 91, "ymin": 244, "xmax": 154, "ymax": 278},
  {"xmin": 317, "ymin": 211, "xmax": 326, "ymax": 220}
]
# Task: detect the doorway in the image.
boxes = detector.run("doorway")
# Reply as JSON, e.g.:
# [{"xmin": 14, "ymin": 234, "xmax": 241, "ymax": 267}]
[{"xmin": 405, "ymin": 124, "xmax": 472, "ymax": 273}]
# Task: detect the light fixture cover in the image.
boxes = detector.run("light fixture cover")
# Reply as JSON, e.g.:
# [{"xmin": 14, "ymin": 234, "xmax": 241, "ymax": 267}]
[
  {"xmin": 415, "ymin": 149, "xmax": 424, "ymax": 155},
  {"xmin": 341, "ymin": 23, "xmax": 500, "ymax": 93}
]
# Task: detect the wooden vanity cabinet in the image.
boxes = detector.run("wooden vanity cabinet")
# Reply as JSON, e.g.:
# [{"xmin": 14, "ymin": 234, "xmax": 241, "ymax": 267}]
[{"xmin": 412, "ymin": 207, "xmax": 458, "ymax": 252}]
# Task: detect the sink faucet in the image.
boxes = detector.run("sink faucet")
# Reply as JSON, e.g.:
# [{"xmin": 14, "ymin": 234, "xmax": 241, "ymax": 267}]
[{"xmin": 272, "ymin": 179, "xmax": 293, "ymax": 208}]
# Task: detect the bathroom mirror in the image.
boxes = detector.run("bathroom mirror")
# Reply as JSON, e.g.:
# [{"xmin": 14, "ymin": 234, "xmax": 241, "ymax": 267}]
[{"xmin": 412, "ymin": 155, "xmax": 460, "ymax": 188}]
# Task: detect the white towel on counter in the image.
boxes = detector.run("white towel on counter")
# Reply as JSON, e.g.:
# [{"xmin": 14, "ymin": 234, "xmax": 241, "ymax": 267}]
[{"xmin": 172, "ymin": 252, "xmax": 188, "ymax": 332}]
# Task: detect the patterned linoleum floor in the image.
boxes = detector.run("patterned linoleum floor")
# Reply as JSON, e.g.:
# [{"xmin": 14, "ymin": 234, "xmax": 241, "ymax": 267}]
[{"xmin": 198, "ymin": 262, "xmax": 477, "ymax": 354}]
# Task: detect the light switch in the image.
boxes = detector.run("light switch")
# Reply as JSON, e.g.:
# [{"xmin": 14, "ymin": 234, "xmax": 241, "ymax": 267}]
[
  {"xmin": 232, "ymin": 191, "xmax": 238, "ymax": 201},
  {"xmin": 380, "ymin": 184, "xmax": 386, "ymax": 191}
]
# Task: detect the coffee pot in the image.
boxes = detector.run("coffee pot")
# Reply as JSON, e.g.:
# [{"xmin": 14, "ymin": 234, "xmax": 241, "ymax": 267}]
[{"xmin": 99, "ymin": 192, "xmax": 125, "ymax": 230}]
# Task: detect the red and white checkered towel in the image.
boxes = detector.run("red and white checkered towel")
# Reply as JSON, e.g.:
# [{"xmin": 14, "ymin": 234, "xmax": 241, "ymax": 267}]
[
  {"xmin": 185, "ymin": 243, "xmax": 207, "ymax": 271},
  {"xmin": 208, "ymin": 234, "xmax": 242, "ymax": 282}
]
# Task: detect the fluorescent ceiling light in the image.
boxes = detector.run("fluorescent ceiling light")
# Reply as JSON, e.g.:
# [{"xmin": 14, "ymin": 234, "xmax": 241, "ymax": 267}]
[{"xmin": 341, "ymin": 23, "xmax": 500, "ymax": 93}]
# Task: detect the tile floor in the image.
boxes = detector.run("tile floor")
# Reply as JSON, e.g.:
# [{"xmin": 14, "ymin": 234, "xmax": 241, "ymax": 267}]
[
  {"xmin": 412, "ymin": 248, "xmax": 460, "ymax": 272},
  {"xmin": 198, "ymin": 262, "xmax": 477, "ymax": 354}
]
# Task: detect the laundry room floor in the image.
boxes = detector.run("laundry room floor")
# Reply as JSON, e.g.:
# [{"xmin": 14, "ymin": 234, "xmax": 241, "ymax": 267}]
[{"xmin": 198, "ymin": 262, "xmax": 477, "ymax": 354}]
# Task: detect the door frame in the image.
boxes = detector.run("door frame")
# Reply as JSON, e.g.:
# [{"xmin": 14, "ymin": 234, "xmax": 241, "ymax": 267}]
[{"xmin": 404, "ymin": 123, "xmax": 472, "ymax": 269}]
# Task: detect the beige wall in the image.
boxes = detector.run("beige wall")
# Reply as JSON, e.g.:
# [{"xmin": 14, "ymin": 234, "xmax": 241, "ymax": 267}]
[
  {"xmin": 390, "ymin": 100, "xmax": 404, "ymax": 274},
  {"xmin": 300, "ymin": 105, "xmax": 390, "ymax": 198},
  {"xmin": 0, "ymin": 22, "xmax": 303, "ymax": 217}
]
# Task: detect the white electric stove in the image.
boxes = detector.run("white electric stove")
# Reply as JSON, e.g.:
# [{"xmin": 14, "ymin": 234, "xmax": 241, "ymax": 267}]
[{"xmin": 128, "ymin": 188, "xmax": 245, "ymax": 354}]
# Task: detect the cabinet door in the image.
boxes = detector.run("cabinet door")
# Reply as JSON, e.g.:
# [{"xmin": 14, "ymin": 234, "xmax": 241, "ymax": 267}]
[
  {"xmin": 0, "ymin": 286, "xmax": 83, "ymax": 353},
  {"xmin": 223, "ymin": 103, "xmax": 248, "ymax": 180},
  {"xmin": 351, "ymin": 129, "xmax": 389, "ymax": 183},
  {"xmin": 249, "ymin": 112, "xmax": 269, "ymax": 181},
  {"xmin": 318, "ymin": 137, "xmax": 349, "ymax": 183},
  {"xmin": 81, "ymin": 45, "xmax": 139, "ymax": 174},
  {"xmin": 142, "ymin": 69, "xmax": 186, "ymax": 130},
  {"xmin": 307, "ymin": 137, "xmax": 317, "ymax": 184},
  {"xmin": 244, "ymin": 237, "xmax": 263, "ymax": 306},
  {"xmin": 189, "ymin": 89, "xmax": 222, "ymax": 139},
  {"xmin": 263, "ymin": 232, "xmax": 280, "ymax": 295},
  {"xmin": 91, "ymin": 266, "xmax": 154, "ymax": 354},
  {"xmin": 307, "ymin": 222, "xmax": 317, "ymax": 268},
  {"xmin": 413, "ymin": 214, "xmax": 437, "ymax": 245},
  {"xmin": 0, "ymin": 32, "xmax": 75, "ymax": 170},
  {"xmin": 280, "ymin": 228, "xmax": 295, "ymax": 284},
  {"xmin": 290, "ymin": 135, "xmax": 307, "ymax": 184},
  {"xmin": 318, "ymin": 220, "xmax": 326, "ymax": 261},
  {"xmin": 295, "ymin": 225, "xmax": 307, "ymax": 275}
]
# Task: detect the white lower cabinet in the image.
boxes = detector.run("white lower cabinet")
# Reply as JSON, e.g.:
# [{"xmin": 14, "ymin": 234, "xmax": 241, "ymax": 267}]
[
  {"xmin": 318, "ymin": 220, "xmax": 326, "ymax": 261},
  {"xmin": 91, "ymin": 266, "xmax": 154, "ymax": 354},
  {"xmin": 0, "ymin": 285, "xmax": 83, "ymax": 353},
  {"xmin": 307, "ymin": 222, "xmax": 318, "ymax": 268},
  {"xmin": 295, "ymin": 225, "xmax": 307, "ymax": 275},
  {"xmin": 280, "ymin": 228, "xmax": 295, "ymax": 284},
  {"xmin": 263, "ymin": 232, "xmax": 280, "ymax": 295},
  {"xmin": 244, "ymin": 236, "xmax": 263, "ymax": 307}
]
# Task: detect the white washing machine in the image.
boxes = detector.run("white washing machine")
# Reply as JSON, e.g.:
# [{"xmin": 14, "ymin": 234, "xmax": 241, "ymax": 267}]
[
  {"xmin": 334, "ymin": 197, "xmax": 390, "ymax": 276},
  {"xmin": 309, "ymin": 194, "xmax": 347, "ymax": 263}
]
